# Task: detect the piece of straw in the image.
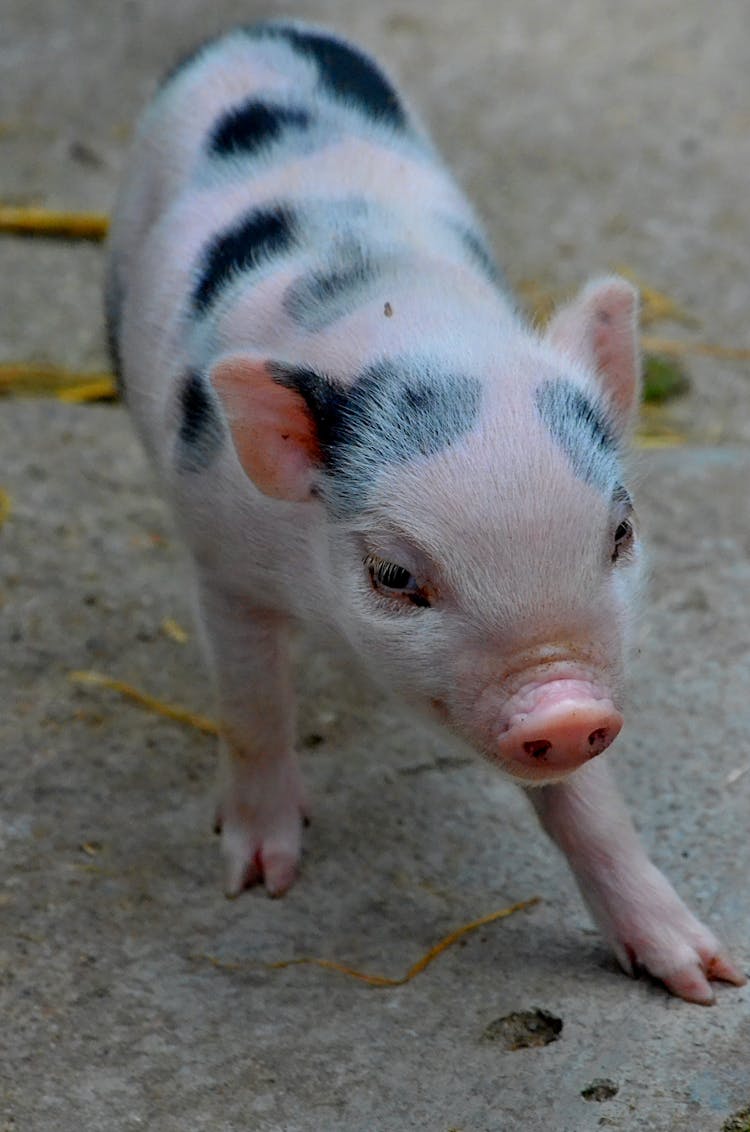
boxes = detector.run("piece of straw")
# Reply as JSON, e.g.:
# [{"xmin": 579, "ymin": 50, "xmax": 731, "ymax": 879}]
[
  {"xmin": 0, "ymin": 205, "xmax": 109, "ymax": 240},
  {"xmin": 69, "ymin": 670, "xmax": 219, "ymax": 736},
  {"xmin": 197, "ymin": 896, "xmax": 540, "ymax": 986},
  {"xmin": 0, "ymin": 362, "xmax": 117, "ymax": 400},
  {"xmin": 161, "ymin": 618, "xmax": 190, "ymax": 644}
]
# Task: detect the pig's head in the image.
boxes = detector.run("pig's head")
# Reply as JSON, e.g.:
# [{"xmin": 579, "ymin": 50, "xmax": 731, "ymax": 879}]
[{"xmin": 212, "ymin": 276, "xmax": 642, "ymax": 784}]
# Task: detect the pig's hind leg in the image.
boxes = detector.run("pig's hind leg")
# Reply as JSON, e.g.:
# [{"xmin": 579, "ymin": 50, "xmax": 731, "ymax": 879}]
[
  {"xmin": 197, "ymin": 583, "xmax": 308, "ymax": 897},
  {"xmin": 528, "ymin": 759, "xmax": 746, "ymax": 1004}
]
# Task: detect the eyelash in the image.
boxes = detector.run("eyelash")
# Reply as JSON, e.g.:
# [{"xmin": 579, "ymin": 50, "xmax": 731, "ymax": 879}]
[
  {"xmin": 364, "ymin": 554, "xmax": 432, "ymax": 608},
  {"xmin": 612, "ymin": 517, "xmax": 634, "ymax": 563}
]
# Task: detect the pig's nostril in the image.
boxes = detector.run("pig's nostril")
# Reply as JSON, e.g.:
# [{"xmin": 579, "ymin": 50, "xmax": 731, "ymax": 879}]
[
  {"xmin": 523, "ymin": 739, "xmax": 552, "ymax": 759},
  {"xmin": 499, "ymin": 685, "xmax": 623, "ymax": 775},
  {"xmin": 587, "ymin": 727, "xmax": 613, "ymax": 756}
]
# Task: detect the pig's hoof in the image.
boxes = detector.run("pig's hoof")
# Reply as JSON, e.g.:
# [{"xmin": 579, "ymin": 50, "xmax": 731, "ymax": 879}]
[
  {"xmin": 216, "ymin": 748, "xmax": 309, "ymax": 898},
  {"xmin": 660, "ymin": 951, "xmax": 747, "ymax": 1005},
  {"xmin": 612, "ymin": 899, "xmax": 746, "ymax": 1004},
  {"xmin": 220, "ymin": 816, "xmax": 304, "ymax": 898}
]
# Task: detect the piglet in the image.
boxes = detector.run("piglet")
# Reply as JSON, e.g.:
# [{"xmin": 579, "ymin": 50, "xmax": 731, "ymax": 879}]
[{"xmin": 106, "ymin": 20, "xmax": 745, "ymax": 1003}]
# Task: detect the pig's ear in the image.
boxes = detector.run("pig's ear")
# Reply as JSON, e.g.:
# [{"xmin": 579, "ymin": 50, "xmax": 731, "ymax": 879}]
[
  {"xmin": 545, "ymin": 276, "xmax": 641, "ymax": 434},
  {"xmin": 210, "ymin": 356, "xmax": 321, "ymax": 502}
]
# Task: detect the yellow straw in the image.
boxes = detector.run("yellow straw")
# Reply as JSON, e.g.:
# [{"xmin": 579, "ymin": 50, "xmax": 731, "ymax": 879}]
[
  {"xmin": 69, "ymin": 670, "xmax": 219, "ymax": 736},
  {"xmin": 0, "ymin": 205, "xmax": 109, "ymax": 239},
  {"xmin": 198, "ymin": 897, "xmax": 541, "ymax": 986}
]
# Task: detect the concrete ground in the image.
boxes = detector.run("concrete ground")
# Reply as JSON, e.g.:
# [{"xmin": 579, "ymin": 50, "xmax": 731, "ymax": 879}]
[{"xmin": 1, "ymin": 1, "xmax": 749, "ymax": 1129}]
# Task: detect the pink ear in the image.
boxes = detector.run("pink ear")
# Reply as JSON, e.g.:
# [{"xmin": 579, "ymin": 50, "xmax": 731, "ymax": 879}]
[
  {"xmin": 545, "ymin": 276, "xmax": 641, "ymax": 433},
  {"xmin": 210, "ymin": 357, "xmax": 321, "ymax": 502}
]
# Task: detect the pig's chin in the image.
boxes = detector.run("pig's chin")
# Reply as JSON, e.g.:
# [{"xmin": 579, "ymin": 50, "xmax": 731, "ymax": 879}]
[{"xmin": 480, "ymin": 749, "xmax": 589, "ymax": 787}]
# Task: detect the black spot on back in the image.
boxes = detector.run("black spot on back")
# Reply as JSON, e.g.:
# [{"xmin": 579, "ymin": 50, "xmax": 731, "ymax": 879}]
[
  {"xmin": 535, "ymin": 379, "xmax": 617, "ymax": 493},
  {"xmin": 262, "ymin": 25, "xmax": 408, "ymax": 130},
  {"xmin": 270, "ymin": 358, "xmax": 481, "ymax": 515},
  {"xmin": 103, "ymin": 270, "xmax": 124, "ymax": 389},
  {"xmin": 159, "ymin": 24, "xmax": 409, "ymax": 135},
  {"xmin": 192, "ymin": 205, "xmax": 297, "ymax": 313},
  {"xmin": 282, "ymin": 240, "xmax": 382, "ymax": 331},
  {"xmin": 177, "ymin": 371, "xmax": 224, "ymax": 471},
  {"xmin": 209, "ymin": 100, "xmax": 312, "ymax": 157},
  {"xmin": 457, "ymin": 226, "xmax": 505, "ymax": 288}
]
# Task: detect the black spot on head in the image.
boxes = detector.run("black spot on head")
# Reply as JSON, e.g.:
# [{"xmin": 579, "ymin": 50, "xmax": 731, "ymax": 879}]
[
  {"xmin": 208, "ymin": 100, "xmax": 312, "ymax": 158},
  {"xmin": 177, "ymin": 371, "xmax": 224, "ymax": 471},
  {"xmin": 535, "ymin": 379, "xmax": 617, "ymax": 493},
  {"xmin": 270, "ymin": 358, "xmax": 481, "ymax": 515},
  {"xmin": 192, "ymin": 204, "xmax": 297, "ymax": 313},
  {"xmin": 260, "ymin": 25, "xmax": 408, "ymax": 130},
  {"xmin": 282, "ymin": 240, "xmax": 382, "ymax": 331}
]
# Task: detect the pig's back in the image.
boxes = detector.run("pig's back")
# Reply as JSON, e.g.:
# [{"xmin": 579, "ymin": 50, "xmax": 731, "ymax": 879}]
[
  {"xmin": 107, "ymin": 22, "xmax": 507, "ymax": 474},
  {"xmin": 111, "ymin": 22, "xmax": 429, "ymax": 246}
]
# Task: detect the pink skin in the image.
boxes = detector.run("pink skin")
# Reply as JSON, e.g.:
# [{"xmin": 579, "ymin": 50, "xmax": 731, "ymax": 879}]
[
  {"xmin": 197, "ymin": 591, "xmax": 308, "ymax": 898},
  {"xmin": 530, "ymin": 759, "xmax": 747, "ymax": 1003},
  {"xmin": 496, "ymin": 678, "xmax": 623, "ymax": 779}
]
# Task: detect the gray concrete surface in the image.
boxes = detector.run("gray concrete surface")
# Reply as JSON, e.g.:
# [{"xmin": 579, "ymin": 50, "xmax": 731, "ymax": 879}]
[{"xmin": 1, "ymin": 2, "xmax": 749, "ymax": 1130}]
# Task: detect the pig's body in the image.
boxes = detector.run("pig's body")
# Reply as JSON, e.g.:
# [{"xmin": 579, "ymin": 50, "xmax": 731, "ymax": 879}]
[{"xmin": 107, "ymin": 22, "xmax": 744, "ymax": 1003}]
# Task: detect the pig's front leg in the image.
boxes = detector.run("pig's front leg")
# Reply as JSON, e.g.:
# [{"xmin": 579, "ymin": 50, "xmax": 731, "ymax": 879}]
[
  {"xmin": 197, "ymin": 584, "xmax": 307, "ymax": 898},
  {"xmin": 528, "ymin": 759, "xmax": 746, "ymax": 1003}
]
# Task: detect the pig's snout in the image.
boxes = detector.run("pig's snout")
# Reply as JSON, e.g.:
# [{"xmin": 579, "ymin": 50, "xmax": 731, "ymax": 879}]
[{"xmin": 497, "ymin": 680, "xmax": 623, "ymax": 778}]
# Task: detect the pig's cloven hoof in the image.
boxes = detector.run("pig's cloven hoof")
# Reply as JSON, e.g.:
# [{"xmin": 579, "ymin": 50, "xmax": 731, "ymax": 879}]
[
  {"xmin": 659, "ymin": 952, "xmax": 747, "ymax": 1005},
  {"xmin": 606, "ymin": 876, "xmax": 747, "ymax": 1004},
  {"xmin": 216, "ymin": 751, "xmax": 308, "ymax": 898},
  {"xmin": 221, "ymin": 816, "xmax": 305, "ymax": 898}
]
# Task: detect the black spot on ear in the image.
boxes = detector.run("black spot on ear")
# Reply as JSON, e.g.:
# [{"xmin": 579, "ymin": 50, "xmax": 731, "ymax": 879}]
[
  {"xmin": 209, "ymin": 100, "xmax": 312, "ymax": 157},
  {"xmin": 177, "ymin": 371, "xmax": 225, "ymax": 471},
  {"xmin": 535, "ymin": 379, "xmax": 617, "ymax": 493},
  {"xmin": 192, "ymin": 204, "xmax": 297, "ymax": 313},
  {"xmin": 261, "ymin": 25, "xmax": 408, "ymax": 130},
  {"xmin": 267, "ymin": 363, "xmax": 348, "ymax": 452}
]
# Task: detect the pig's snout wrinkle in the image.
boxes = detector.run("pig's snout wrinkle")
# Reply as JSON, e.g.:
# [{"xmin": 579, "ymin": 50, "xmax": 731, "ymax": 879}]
[{"xmin": 497, "ymin": 681, "xmax": 623, "ymax": 777}]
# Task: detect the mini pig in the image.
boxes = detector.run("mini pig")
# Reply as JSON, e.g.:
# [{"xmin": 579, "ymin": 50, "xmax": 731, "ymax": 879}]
[{"xmin": 106, "ymin": 21, "xmax": 745, "ymax": 1003}]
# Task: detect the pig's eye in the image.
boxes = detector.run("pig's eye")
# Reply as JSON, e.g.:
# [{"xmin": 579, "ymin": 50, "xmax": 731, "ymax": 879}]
[
  {"xmin": 612, "ymin": 517, "xmax": 634, "ymax": 563},
  {"xmin": 364, "ymin": 554, "xmax": 431, "ymax": 608}
]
